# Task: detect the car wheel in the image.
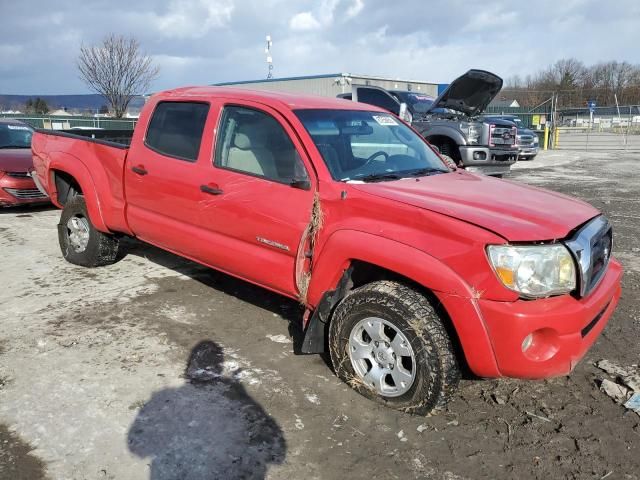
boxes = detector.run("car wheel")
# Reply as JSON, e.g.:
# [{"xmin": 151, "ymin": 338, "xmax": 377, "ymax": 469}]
[
  {"xmin": 329, "ymin": 280, "xmax": 460, "ymax": 415},
  {"xmin": 58, "ymin": 195, "xmax": 119, "ymax": 267}
]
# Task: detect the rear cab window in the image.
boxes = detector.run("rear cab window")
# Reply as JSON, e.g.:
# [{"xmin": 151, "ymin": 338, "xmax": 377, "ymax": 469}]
[{"xmin": 145, "ymin": 101, "xmax": 210, "ymax": 162}]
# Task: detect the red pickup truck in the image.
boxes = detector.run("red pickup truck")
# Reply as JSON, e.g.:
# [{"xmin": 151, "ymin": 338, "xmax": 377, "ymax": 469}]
[{"xmin": 32, "ymin": 87, "xmax": 622, "ymax": 415}]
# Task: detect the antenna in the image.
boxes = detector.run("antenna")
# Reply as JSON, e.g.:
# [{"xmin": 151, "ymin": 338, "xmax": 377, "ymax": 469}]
[{"xmin": 265, "ymin": 35, "xmax": 273, "ymax": 79}]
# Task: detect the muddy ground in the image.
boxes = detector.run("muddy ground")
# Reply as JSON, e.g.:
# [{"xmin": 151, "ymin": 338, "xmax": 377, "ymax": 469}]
[{"xmin": 1, "ymin": 150, "xmax": 639, "ymax": 480}]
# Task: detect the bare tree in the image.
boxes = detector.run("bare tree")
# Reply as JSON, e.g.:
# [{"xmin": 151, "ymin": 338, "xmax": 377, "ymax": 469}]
[{"xmin": 78, "ymin": 35, "xmax": 159, "ymax": 118}]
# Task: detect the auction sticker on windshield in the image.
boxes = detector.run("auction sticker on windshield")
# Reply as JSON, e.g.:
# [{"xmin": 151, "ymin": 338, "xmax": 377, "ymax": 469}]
[{"xmin": 372, "ymin": 115, "xmax": 397, "ymax": 126}]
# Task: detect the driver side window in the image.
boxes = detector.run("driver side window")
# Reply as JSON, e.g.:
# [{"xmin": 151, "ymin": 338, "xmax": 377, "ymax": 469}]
[{"xmin": 214, "ymin": 106, "xmax": 309, "ymax": 185}]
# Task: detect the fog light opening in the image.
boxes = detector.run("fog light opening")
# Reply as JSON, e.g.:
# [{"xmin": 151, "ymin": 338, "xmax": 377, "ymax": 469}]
[
  {"xmin": 521, "ymin": 328, "xmax": 560, "ymax": 362},
  {"xmin": 473, "ymin": 151, "xmax": 487, "ymax": 161}
]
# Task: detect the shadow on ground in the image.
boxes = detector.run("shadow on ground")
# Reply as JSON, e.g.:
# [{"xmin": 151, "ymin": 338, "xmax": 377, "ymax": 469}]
[
  {"xmin": 128, "ymin": 340, "xmax": 286, "ymax": 480},
  {"xmin": 119, "ymin": 237, "xmax": 309, "ymax": 351}
]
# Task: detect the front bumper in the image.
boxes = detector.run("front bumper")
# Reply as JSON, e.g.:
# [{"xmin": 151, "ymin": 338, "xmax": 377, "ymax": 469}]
[
  {"xmin": 0, "ymin": 173, "xmax": 50, "ymax": 207},
  {"xmin": 459, "ymin": 146, "xmax": 518, "ymax": 176},
  {"xmin": 477, "ymin": 259, "xmax": 622, "ymax": 379},
  {"xmin": 518, "ymin": 145, "xmax": 540, "ymax": 157}
]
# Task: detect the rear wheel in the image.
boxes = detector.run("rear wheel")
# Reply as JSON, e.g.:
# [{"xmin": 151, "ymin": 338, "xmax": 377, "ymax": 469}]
[
  {"xmin": 329, "ymin": 280, "xmax": 460, "ymax": 415},
  {"xmin": 58, "ymin": 195, "xmax": 119, "ymax": 267}
]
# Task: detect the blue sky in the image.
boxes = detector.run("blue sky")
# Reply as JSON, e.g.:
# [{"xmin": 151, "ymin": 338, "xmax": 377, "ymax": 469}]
[{"xmin": 1, "ymin": 0, "xmax": 639, "ymax": 94}]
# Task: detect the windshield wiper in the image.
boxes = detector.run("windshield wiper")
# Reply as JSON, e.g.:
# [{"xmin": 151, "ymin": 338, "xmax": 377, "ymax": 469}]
[
  {"xmin": 357, "ymin": 172, "xmax": 403, "ymax": 183},
  {"xmin": 404, "ymin": 167, "xmax": 447, "ymax": 177}
]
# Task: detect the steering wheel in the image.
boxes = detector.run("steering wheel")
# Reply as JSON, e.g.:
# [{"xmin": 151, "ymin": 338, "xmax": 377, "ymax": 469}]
[{"xmin": 363, "ymin": 150, "xmax": 389, "ymax": 167}]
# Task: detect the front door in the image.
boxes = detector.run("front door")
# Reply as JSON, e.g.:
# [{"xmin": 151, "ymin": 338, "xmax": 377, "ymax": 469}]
[{"xmin": 196, "ymin": 102, "xmax": 315, "ymax": 297}]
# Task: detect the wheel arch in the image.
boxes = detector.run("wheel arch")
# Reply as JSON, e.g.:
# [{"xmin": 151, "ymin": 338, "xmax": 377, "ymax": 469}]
[
  {"xmin": 49, "ymin": 159, "xmax": 109, "ymax": 232},
  {"xmin": 303, "ymin": 230, "xmax": 499, "ymax": 376}
]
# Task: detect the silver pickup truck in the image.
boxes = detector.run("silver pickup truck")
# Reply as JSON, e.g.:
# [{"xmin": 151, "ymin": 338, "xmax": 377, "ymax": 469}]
[{"xmin": 339, "ymin": 70, "xmax": 519, "ymax": 177}]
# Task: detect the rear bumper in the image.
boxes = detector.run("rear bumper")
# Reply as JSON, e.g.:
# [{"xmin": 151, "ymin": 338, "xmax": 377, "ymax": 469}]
[
  {"xmin": 0, "ymin": 173, "xmax": 49, "ymax": 207},
  {"xmin": 459, "ymin": 146, "xmax": 518, "ymax": 176},
  {"xmin": 478, "ymin": 259, "xmax": 622, "ymax": 378}
]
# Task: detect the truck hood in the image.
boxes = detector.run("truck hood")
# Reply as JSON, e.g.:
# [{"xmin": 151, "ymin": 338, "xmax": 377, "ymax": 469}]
[
  {"xmin": 427, "ymin": 70, "xmax": 503, "ymax": 117},
  {"xmin": 0, "ymin": 148, "xmax": 33, "ymax": 172},
  {"xmin": 350, "ymin": 171, "xmax": 599, "ymax": 242}
]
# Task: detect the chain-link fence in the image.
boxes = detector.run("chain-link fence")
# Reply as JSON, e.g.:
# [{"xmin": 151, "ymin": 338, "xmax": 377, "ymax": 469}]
[{"xmin": 555, "ymin": 105, "xmax": 640, "ymax": 151}]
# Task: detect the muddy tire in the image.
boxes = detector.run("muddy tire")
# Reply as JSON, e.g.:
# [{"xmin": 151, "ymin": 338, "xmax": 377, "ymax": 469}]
[
  {"xmin": 329, "ymin": 280, "xmax": 460, "ymax": 415},
  {"xmin": 439, "ymin": 154, "xmax": 458, "ymax": 170},
  {"xmin": 58, "ymin": 195, "xmax": 119, "ymax": 267}
]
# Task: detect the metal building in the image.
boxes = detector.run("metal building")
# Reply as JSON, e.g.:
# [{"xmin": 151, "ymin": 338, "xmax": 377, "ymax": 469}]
[{"xmin": 214, "ymin": 73, "xmax": 439, "ymax": 98}]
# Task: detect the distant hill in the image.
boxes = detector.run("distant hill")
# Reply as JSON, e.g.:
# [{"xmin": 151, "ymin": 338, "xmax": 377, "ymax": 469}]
[{"xmin": 0, "ymin": 94, "xmax": 145, "ymax": 113}]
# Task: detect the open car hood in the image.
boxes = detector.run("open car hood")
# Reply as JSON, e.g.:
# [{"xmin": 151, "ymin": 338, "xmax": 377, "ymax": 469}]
[{"xmin": 427, "ymin": 69, "xmax": 503, "ymax": 117}]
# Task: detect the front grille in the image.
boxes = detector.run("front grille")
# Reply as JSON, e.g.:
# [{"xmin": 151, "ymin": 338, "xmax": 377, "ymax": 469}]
[
  {"xmin": 490, "ymin": 125, "xmax": 517, "ymax": 146},
  {"xmin": 517, "ymin": 135, "xmax": 535, "ymax": 146},
  {"xmin": 565, "ymin": 216, "xmax": 612, "ymax": 297},
  {"xmin": 3, "ymin": 188, "xmax": 48, "ymax": 200},
  {"xmin": 6, "ymin": 171, "xmax": 30, "ymax": 178}
]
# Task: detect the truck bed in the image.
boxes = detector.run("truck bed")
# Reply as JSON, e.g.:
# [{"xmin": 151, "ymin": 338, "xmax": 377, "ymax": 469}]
[{"xmin": 31, "ymin": 128, "xmax": 132, "ymax": 234}]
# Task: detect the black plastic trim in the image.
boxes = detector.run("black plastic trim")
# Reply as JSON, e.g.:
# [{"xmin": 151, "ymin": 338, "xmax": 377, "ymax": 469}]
[
  {"xmin": 35, "ymin": 129, "xmax": 130, "ymax": 150},
  {"xmin": 581, "ymin": 300, "xmax": 610, "ymax": 337},
  {"xmin": 301, "ymin": 266, "xmax": 354, "ymax": 354}
]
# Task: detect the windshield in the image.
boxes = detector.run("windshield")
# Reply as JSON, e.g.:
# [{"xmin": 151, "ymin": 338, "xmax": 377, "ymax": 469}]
[
  {"xmin": 0, "ymin": 123, "xmax": 33, "ymax": 148},
  {"xmin": 295, "ymin": 109, "xmax": 448, "ymax": 182},
  {"xmin": 393, "ymin": 92, "xmax": 435, "ymax": 113}
]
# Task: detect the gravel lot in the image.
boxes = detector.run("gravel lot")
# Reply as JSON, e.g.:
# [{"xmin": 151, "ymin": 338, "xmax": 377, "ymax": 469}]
[{"xmin": 1, "ymin": 150, "xmax": 639, "ymax": 480}]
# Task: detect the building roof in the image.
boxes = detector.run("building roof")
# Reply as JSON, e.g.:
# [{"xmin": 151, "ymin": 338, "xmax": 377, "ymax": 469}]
[
  {"xmin": 214, "ymin": 72, "xmax": 436, "ymax": 86},
  {"xmin": 489, "ymin": 98, "xmax": 520, "ymax": 108},
  {"xmin": 159, "ymin": 86, "xmax": 386, "ymax": 111}
]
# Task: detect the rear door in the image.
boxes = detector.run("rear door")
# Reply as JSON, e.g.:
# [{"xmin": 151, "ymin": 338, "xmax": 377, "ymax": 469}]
[{"xmin": 124, "ymin": 100, "xmax": 216, "ymax": 256}]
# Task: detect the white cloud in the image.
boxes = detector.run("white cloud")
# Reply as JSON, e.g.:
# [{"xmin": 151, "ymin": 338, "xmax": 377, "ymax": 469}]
[
  {"xmin": 346, "ymin": 0, "xmax": 364, "ymax": 18},
  {"xmin": 151, "ymin": 0, "xmax": 234, "ymax": 38},
  {"xmin": 289, "ymin": 12, "xmax": 322, "ymax": 31}
]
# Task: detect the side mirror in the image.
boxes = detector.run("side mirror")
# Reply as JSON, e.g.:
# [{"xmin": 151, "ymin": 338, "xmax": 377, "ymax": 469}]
[
  {"xmin": 290, "ymin": 178, "xmax": 311, "ymax": 190},
  {"xmin": 398, "ymin": 103, "xmax": 413, "ymax": 125}
]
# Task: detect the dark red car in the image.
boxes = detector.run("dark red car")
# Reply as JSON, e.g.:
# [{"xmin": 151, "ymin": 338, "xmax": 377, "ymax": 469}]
[{"xmin": 0, "ymin": 119, "xmax": 49, "ymax": 206}]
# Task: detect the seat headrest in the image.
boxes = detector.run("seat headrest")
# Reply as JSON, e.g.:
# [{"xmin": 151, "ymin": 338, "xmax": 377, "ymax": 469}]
[{"xmin": 233, "ymin": 132, "xmax": 252, "ymax": 150}]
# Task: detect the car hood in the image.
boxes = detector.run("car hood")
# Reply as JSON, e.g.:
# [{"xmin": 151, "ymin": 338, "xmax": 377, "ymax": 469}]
[
  {"xmin": 0, "ymin": 148, "xmax": 33, "ymax": 172},
  {"xmin": 350, "ymin": 171, "xmax": 600, "ymax": 242},
  {"xmin": 427, "ymin": 70, "xmax": 503, "ymax": 117},
  {"xmin": 517, "ymin": 127, "xmax": 536, "ymax": 136}
]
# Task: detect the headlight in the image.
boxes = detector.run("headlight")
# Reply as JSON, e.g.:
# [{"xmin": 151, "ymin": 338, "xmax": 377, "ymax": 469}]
[
  {"xmin": 533, "ymin": 135, "xmax": 539, "ymax": 144},
  {"xmin": 487, "ymin": 244, "xmax": 576, "ymax": 298},
  {"xmin": 463, "ymin": 123, "xmax": 482, "ymax": 145}
]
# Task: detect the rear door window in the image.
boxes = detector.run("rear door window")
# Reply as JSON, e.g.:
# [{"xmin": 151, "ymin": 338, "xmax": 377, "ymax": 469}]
[{"xmin": 145, "ymin": 102, "xmax": 209, "ymax": 162}]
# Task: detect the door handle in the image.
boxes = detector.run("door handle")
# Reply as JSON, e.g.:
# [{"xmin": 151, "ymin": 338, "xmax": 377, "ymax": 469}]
[
  {"xmin": 131, "ymin": 165, "xmax": 148, "ymax": 176},
  {"xmin": 200, "ymin": 184, "xmax": 223, "ymax": 195}
]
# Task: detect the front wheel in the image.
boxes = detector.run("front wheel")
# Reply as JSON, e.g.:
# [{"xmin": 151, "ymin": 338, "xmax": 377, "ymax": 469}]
[
  {"xmin": 329, "ymin": 281, "xmax": 460, "ymax": 415},
  {"xmin": 58, "ymin": 195, "xmax": 119, "ymax": 267}
]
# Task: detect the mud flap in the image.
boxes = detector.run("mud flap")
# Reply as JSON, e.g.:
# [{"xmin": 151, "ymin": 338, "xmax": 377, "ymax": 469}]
[{"xmin": 301, "ymin": 266, "xmax": 353, "ymax": 354}]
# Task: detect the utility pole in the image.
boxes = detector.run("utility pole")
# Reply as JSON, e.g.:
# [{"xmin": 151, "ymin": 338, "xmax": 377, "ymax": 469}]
[{"xmin": 265, "ymin": 35, "xmax": 273, "ymax": 79}]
